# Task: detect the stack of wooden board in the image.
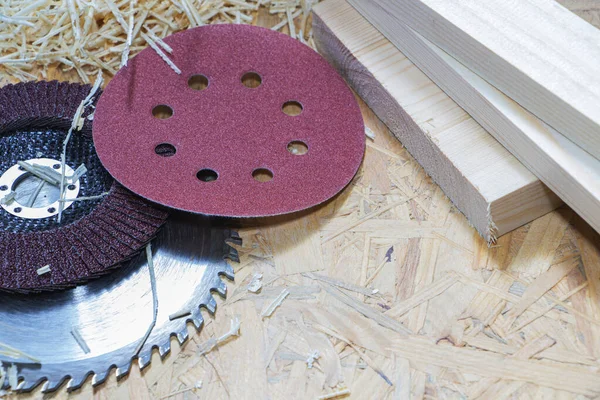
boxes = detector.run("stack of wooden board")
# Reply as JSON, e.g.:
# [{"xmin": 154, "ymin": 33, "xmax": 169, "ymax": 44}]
[
  {"xmin": 312, "ymin": 0, "xmax": 562, "ymax": 243},
  {"xmin": 343, "ymin": 0, "xmax": 600, "ymax": 235}
]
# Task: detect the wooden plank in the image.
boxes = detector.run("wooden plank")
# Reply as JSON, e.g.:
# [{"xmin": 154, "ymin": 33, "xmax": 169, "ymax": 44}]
[
  {"xmin": 348, "ymin": 0, "xmax": 600, "ymax": 235},
  {"xmin": 349, "ymin": 0, "xmax": 600, "ymax": 160},
  {"xmin": 312, "ymin": 0, "xmax": 561, "ymax": 243}
]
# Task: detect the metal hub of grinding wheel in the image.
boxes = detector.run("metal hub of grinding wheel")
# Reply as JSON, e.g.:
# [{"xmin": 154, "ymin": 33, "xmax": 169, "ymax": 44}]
[{"xmin": 0, "ymin": 158, "xmax": 80, "ymax": 219}]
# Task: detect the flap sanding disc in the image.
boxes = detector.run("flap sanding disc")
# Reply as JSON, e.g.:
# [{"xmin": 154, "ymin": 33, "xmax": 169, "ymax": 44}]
[
  {"xmin": 93, "ymin": 25, "xmax": 365, "ymax": 217},
  {"xmin": 0, "ymin": 81, "xmax": 168, "ymax": 292}
]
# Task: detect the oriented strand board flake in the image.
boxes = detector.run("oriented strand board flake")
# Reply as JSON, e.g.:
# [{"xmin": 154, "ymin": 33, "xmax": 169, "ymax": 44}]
[
  {"xmin": 262, "ymin": 214, "xmax": 326, "ymax": 275},
  {"xmin": 509, "ymin": 209, "xmax": 573, "ymax": 276}
]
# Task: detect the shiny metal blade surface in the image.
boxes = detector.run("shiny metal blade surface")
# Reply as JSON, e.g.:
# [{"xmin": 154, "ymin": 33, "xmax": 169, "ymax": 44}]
[{"xmin": 0, "ymin": 212, "xmax": 238, "ymax": 392}]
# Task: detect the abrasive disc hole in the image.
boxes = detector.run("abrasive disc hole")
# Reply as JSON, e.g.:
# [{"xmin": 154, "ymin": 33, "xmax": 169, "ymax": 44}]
[
  {"xmin": 188, "ymin": 74, "xmax": 209, "ymax": 91},
  {"xmin": 252, "ymin": 168, "xmax": 273, "ymax": 182},
  {"xmin": 282, "ymin": 101, "xmax": 303, "ymax": 116},
  {"xmin": 287, "ymin": 141, "xmax": 308, "ymax": 155},
  {"xmin": 197, "ymin": 169, "xmax": 218, "ymax": 182},
  {"xmin": 155, "ymin": 143, "xmax": 177, "ymax": 157},
  {"xmin": 152, "ymin": 105, "xmax": 173, "ymax": 119},
  {"xmin": 241, "ymin": 72, "xmax": 262, "ymax": 88}
]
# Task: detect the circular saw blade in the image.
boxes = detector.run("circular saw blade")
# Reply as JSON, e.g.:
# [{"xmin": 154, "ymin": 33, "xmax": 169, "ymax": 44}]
[{"xmin": 0, "ymin": 212, "xmax": 239, "ymax": 393}]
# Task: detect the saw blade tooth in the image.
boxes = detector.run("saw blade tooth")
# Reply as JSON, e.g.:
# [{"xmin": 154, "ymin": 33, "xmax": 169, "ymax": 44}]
[
  {"xmin": 66, "ymin": 373, "xmax": 89, "ymax": 392},
  {"xmin": 137, "ymin": 352, "xmax": 152, "ymax": 369},
  {"xmin": 226, "ymin": 230, "xmax": 242, "ymax": 245},
  {"xmin": 158, "ymin": 342, "xmax": 171, "ymax": 357},
  {"xmin": 115, "ymin": 362, "xmax": 132, "ymax": 380},
  {"xmin": 224, "ymin": 245, "xmax": 240, "ymax": 263},
  {"xmin": 91, "ymin": 370, "xmax": 110, "ymax": 387},
  {"xmin": 190, "ymin": 309, "xmax": 204, "ymax": 330},
  {"xmin": 41, "ymin": 377, "xmax": 68, "ymax": 393},
  {"xmin": 221, "ymin": 263, "xmax": 235, "ymax": 280},
  {"xmin": 215, "ymin": 280, "xmax": 227, "ymax": 297},
  {"xmin": 17, "ymin": 377, "xmax": 44, "ymax": 393},
  {"xmin": 205, "ymin": 296, "xmax": 218, "ymax": 314},
  {"xmin": 191, "ymin": 318, "xmax": 203, "ymax": 330},
  {"xmin": 176, "ymin": 328, "xmax": 189, "ymax": 345}
]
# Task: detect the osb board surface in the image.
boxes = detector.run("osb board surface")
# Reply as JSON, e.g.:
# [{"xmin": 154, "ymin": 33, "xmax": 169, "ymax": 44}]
[{"xmin": 5, "ymin": 3, "xmax": 600, "ymax": 400}]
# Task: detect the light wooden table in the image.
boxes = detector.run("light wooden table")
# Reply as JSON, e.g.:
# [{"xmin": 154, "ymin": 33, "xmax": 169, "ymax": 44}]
[{"xmin": 9, "ymin": 4, "xmax": 600, "ymax": 400}]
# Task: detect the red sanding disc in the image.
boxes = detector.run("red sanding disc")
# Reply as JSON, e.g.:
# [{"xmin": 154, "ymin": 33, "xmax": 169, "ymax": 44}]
[{"xmin": 93, "ymin": 25, "xmax": 364, "ymax": 217}]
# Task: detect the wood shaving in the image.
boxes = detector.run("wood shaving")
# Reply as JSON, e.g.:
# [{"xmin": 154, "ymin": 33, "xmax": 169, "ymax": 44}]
[
  {"xmin": 140, "ymin": 31, "xmax": 181, "ymax": 74},
  {"xmin": 304, "ymin": 272, "xmax": 378, "ymax": 297},
  {"xmin": 59, "ymin": 192, "xmax": 110, "ymax": 203},
  {"xmin": 17, "ymin": 161, "xmax": 59, "ymax": 186},
  {"xmin": 134, "ymin": 243, "xmax": 159, "ymax": 356},
  {"xmin": 0, "ymin": 191, "xmax": 16, "ymax": 206},
  {"xmin": 317, "ymin": 387, "xmax": 351, "ymax": 400},
  {"xmin": 36, "ymin": 265, "xmax": 51, "ymax": 275},
  {"xmin": 247, "ymin": 272, "xmax": 263, "ymax": 293},
  {"xmin": 159, "ymin": 381, "xmax": 203, "ymax": 399},
  {"xmin": 197, "ymin": 317, "xmax": 241, "ymax": 355},
  {"xmin": 0, "ymin": 1, "xmax": 318, "ymax": 82},
  {"xmin": 261, "ymin": 288, "xmax": 290, "ymax": 318},
  {"xmin": 306, "ymin": 349, "xmax": 320, "ymax": 368},
  {"xmin": 6, "ymin": 364, "xmax": 16, "ymax": 390},
  {"xmin": 71, "ymin": 326, "xmax": 91, "ymax": 354},
  {"xmin": 168, "ymin": 309, "xmax": 191, "ymax": 321},
  {"xmin": 0, "ymin": 342, "xmax": 40, "ymax": 364},
  {"xmin": 58, "ymin": 71, "xmax": 103, "ymax": 222}
]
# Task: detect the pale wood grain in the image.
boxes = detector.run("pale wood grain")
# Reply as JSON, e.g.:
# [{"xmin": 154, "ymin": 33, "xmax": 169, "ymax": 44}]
[
  {"xmin": 312, "ymin": 0, "xmax": 562, "ymax": 243},
  {"xmin": 347, "ymin": 0, "xmax": 600, "ymax": 236},
  {"xmin": 350, "ymin": 0, "xmax": 600, "ymax": 160}
]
